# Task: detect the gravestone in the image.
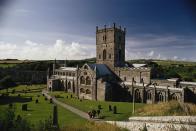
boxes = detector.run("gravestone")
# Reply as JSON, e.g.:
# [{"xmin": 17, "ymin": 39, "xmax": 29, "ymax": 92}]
[
  {"xmin": 50, "ymin": 98, "xmax": 53, "ymax": 103},
  {"xmin": 113, "ymin": 106, "xmax": 117, "ymax": 114},
  {"xmin": 109, "ymin": 105, "xmax": 112, "ymax": 111},
  {"xmin": 53, "ymin": 104, "xmax": 58, "ymax": 127},
  {"xmin": 22, "ymin": 104, "xmax": 28, "ymax": 111}
]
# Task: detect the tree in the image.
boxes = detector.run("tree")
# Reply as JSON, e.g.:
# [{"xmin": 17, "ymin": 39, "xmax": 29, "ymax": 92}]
[{"xmin": 0, "ymin": 76, "xmax": 16, "ymax": 92}]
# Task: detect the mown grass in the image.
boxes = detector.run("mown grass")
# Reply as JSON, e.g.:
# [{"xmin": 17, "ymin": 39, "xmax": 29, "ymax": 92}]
[
  {"xmin": 0, "ymin": 85, "xmax": 86, "ymax": 128},
  {"xmin": 49, "ymin": 91, "xmax": 144, "ymax": 121},
  {"xmin": 136, "ymin": 101, "xmax": 196, "ymax": 116}
]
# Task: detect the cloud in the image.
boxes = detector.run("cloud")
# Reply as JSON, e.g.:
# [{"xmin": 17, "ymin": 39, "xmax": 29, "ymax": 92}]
[{"xmin": 0, "ymin": 40, "xmax": 95, "ymax": 60}]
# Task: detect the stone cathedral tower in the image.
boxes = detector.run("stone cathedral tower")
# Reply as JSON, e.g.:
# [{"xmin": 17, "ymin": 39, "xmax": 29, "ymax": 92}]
[{"xmin": 96, "ymin": 23, "xmax": 126, "ymax": 69}]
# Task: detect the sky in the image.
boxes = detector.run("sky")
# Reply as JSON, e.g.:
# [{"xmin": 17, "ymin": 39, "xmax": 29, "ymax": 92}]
[{"xmin": 0, "ymin": 0, "xmax": 196, "ymax": 61}]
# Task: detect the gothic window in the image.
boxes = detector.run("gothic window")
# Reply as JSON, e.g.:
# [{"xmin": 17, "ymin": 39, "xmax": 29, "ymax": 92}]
[
  {"xmin": 80, "ymin": 76, "xmax": 85, "ymax": 84},
  {"xmin": 103, "ymin": 49, "xmax": 106, "ymax": 60},
  {"xmin": 86, "ymin": 76, "xmax": 91, "ymax": 85},
  {"xmin": 86, "ymin": 89, "xmax": 91, "ymax": 94},
  {"xmin": 84, "ymin": 65, "xmax": 88, "ymax": 69},
  {"xmin": 80, "ymin": 88, "xmax": 85, "ymax": 93},
  {"xmin": 158, "ymin": 92, "xmax": 164, "ymax": 102},
  {"xmin": 171, "ymin": 94, "xmax": 178, "ymax": 101},
  {"xmin": 119, "ymin": 36, "xmax": 121, "ymax": 41},
  {"xmin": 84, "ymin": 72, "xmax": 87, "ymax": 75},
  {"xmin": 147, "ymin": 91, "xmax": 152, "ymax": 100},
  {"xmin": 140, "ymin": 78, "xmax": 144, "ymax": 83},
  {"xmin": 67, "ymin": 81, "xmax": 71, "ymax": 89},
  {"xmin": 72, "ymin": 73, "xmax": 75, "ymax": 76},
  {"xmin": 135, "ymin": 89, "xmax": 141, "ymax": 102}
]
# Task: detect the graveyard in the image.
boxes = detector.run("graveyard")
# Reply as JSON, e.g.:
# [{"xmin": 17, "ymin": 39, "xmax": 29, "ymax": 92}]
[{"xmin": 0, "ymin": 85, "xmax": 86, "ymax": 128}]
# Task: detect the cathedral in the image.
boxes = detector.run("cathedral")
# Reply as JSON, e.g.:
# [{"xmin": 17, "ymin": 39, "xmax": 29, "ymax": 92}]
[{"xmin": 47, "ymin": 23, "xmax": 196, "ymax": 103}]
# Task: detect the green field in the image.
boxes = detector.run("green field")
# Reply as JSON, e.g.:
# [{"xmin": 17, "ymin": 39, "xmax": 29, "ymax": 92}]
[
  {"xmin": 49, "ymin": 91, "xmax": 144, "ymax": 121},
  {"xmin": 0, "ymin": 85, "xmax": 86, "ymax": 128}
]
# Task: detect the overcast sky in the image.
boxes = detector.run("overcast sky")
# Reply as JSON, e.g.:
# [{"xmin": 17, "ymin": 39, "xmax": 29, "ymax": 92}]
[{"xmin": 0, "ymin": 0, "xmax": 196, "ymax": 61}]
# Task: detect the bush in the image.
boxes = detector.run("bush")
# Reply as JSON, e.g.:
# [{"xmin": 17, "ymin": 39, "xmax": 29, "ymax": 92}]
[
  {"xmin": 11, "ymin": 89, "xmax": 15, "ymax": 94},
  {"xmin": 98, "ymin": 105, "xmax": 102, "ymax": 110}
]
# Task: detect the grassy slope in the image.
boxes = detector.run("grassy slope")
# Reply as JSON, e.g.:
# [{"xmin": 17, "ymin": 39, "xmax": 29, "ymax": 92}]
[
  {"xmin": 50, "ymin": 91, "xmax": 144, "ymax": 121},
  {"xmin": 136, "ymin": 101, "xmax": 196, "ymax": 116},
  {"xmin": 0, "ymin": 85, "xmax": 86, "ymax": 127}
]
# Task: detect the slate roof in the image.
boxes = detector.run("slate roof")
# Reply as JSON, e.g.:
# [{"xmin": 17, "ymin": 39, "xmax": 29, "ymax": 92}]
[{"xmin": 88, "ymin": 64, "xmax": 112, "ymax": 77}]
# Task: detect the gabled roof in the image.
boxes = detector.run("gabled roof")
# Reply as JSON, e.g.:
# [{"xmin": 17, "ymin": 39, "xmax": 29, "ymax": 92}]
[{"xmin": 88, "ymin": 64, "xmax": 112, "ymax": 77}]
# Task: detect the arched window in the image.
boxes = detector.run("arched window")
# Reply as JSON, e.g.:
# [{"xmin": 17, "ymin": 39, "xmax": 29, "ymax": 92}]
[
  {"xmin": 147, "ymin": 91, "xmax": 152, "ymax": 100},
  {"xmin": 86, "ymin": 76, "xmax": 91, "ymax": 85},
  {"xmin": 84, "ymin": 65, "xmax": 88, "ymax": 69},
  {"xmin": 86, "ymin": 89, "xmax": 91, "ymax": 94},
  {"xmin": 67, "ymin": 81, "xmax": 71, "ymax": 89},
  {"xmin": 80, "ymin": 88, "xmax": 85, "ymax": 93},
  {"xmin": 80, "ymin": 76, "xmax": 85, "ymax": 84},
  {"xmin": 171, "ymin": 94, "xmax": 178, "ymax": 101},
  {"xmin": 158, "ymin": 92, "xmax": 164, "ymax": 102},
  {"xmin": 135, "ymin": 89, "xmax": 141, "ymax": 102},
  {"xmin": 103, "ymin": 49, "xmax": 106, "ymax": 60}
]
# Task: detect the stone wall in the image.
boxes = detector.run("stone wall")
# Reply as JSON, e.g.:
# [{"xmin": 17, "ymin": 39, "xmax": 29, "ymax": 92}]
[{"xmin": 106, "ymin": 116, "xmax": 196, "ymax": 131}]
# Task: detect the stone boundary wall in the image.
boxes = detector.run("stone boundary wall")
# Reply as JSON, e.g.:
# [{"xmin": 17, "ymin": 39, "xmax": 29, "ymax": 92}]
[{"xmin": 106, "ymin": 116, "xmax": 196, "ymax": 131}]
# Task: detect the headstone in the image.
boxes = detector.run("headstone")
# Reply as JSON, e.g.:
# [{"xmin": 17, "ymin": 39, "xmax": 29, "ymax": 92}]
[
  {"xmin": 9, "ymin": 103, "xmax": 13, "ymax": 109},
  {"xmin": 109, "ymin": 105, "xmax": 112, "ymax": 111},
  {"xmin": 50, "ymin": 98, "xmax": 53, "ymax": 103},
  {"xmin": 113, "ymin": 106, "xmax": 117, "ymax": 114},
  {"xmin": 22, "ymin": 104, "xmax": 28, "ymax": 111},
  {"xmin": 53, "ymin": 104, "xmax": 58, "ymax": 127}
]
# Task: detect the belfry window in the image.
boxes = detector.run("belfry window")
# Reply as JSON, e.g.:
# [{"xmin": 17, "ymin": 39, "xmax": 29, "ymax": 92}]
[{"xmin": 103, "ymin": 49, "xmax": 106, "ymax": 60}]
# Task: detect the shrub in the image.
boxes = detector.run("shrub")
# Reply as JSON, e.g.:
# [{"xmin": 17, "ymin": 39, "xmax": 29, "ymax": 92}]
[
  {"xmin": 98, "ymin": 105, "xmax": 102, "ymax": 110},
  {"xmin": 11, "ymin": 89, "xmax": 15, "ymax": 94}
]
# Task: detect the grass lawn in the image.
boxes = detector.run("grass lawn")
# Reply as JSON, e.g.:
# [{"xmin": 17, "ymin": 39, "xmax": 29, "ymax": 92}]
[
  {"xmin": 0, "ymin": 85, "xmax": 86, "ymax": 128},
  {"xmin": 49, "ymin": 91, "xmax": 144, "ymax": 121}
]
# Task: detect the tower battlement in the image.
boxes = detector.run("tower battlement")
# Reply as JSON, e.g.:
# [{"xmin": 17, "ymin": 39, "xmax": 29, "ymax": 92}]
[{"xmin": 96, "ymin": 23, "xmax": 126, "ymax": 68}]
